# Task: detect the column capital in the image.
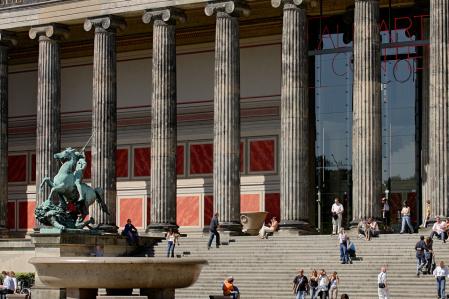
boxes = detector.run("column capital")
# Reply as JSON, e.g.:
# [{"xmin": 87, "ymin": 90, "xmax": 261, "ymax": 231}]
[
  {"xmin": 0, "ymin": 30, "xmax": 17, "ymax": 47},
  {"xmin": 84, "ymin": 15, "xmax": 127, "ymax": 33},
  {"xmin": 142, "ymin": 8, "xmax": 186, "ymax": 25},
  {"xmin": 205, "ymin": 0, "xmax": 250, "ymax": 17},
  {"xmin": 29, "ymin": 24, "xmax": 69, "ymax": 40},
  {"xmin": 271, "ymin": 0, "xmax": 306, "ymax": 9}
]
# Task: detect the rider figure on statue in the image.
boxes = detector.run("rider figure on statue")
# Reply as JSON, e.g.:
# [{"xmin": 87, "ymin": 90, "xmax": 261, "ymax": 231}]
[{"xmin": 74, "ymin": 151, "xmax": 87, "ymax": 202}]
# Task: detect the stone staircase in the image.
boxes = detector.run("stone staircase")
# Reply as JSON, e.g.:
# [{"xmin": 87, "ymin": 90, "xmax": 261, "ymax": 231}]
[{"xmin": 152, "ymin": 230, "xmax": 447, "ymax": 299}]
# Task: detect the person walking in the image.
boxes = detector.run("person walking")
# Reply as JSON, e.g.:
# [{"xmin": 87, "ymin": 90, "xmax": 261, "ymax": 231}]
[
  {"xmin": 292, "ymin": 269, "xmax": 309, "ymax": 299},
  {"xmin": 400, "ymin": 201, "xmax": 414, "ymax": 234},
  {"xmin": 166, "ymin": 228, "xmax": 180, "ymax": 258},
  {"xmin": 329, "ymin": 272, "xmax": 339, "ymax": 299},
  {"xmin": 377, "ymin": 266, "xmax": 389, "ymax": 299},
  {"xmin": 317, "ymin": 269, "xmax": 329, "ymax": 299},
  {"xmin": 331, "ymin": 198, "xmax": 344, "ymax": 235},
  {"xmin": 381, "ymin": 197, "xmax": 390, "ymax": 231},
  {"xmin": 415, "ymin": 235, "xmax": 427, "ymax": 277},
  {"xmin": 425, "ymin": 237, "xmax": 434, "ymax": 275},
  {"xmin": 338, "ymin": 228, "xmax": 349, "ymax": 264},
  {"xmin": 309, "ymin": 269, "xmax": 319, "ymax": 299},
  {"xmin": 207, "ymin": 212, "xmax": 220, "ymax": 250},
  {"xmin": 433, "ymin": 261, "xmax": 449, "ymax": 299}
]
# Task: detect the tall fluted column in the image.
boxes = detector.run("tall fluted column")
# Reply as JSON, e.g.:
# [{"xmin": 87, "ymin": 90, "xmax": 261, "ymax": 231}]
[
  {"xmin": 29, "ymin": 25, "xmax": 68, "ymax": 211},
  {"xmin": 352, "ymin": 0, "xmax": 381, "ymax": 222},
  {"xmin": 429, "ymin": 0, "xmax": 449, "ymax": 217},
  {"xmin": 84, "ymin": 16, "xmax": 126, "ymax": 226},
  {"xmin": 272, "ymin": 0, "xmax": 314, "ymax": 232},
  {"xmin": 421, "ymin": 19, "xmax": 430, "ymax": 220},
  {"xmin": 205, "ymin": 1, "xmax": 249, "ymax": 232},
  {"xmin": 0, "ymin": 31, "xmax": 16, "ymax": 234},
  {"xmin": 143, "ymin": 8, "xmax": 185, "ymax": 232}
]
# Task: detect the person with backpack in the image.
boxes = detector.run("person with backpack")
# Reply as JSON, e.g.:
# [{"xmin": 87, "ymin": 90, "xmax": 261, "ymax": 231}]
[
  {"xmin": 292, "ymin": 269, "xmax": 309, "ymax": 299},
  {"xmin": 415, "ymin": 235, "xmax": 427, "ymax": 277}
]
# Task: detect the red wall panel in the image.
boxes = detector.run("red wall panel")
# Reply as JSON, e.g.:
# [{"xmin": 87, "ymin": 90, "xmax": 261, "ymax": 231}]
[
  {"xmin": 8, "ymin": 155, "xmax": 27, "ymax": 182},
  {"xmin": 204, "ymin": 195, "xmax": 214, "ymax": 226},
  {"xmin": 84, "ymin": 151, "xmax": 92, "ymax": 179},
  {"xmin": 116, "ymin": 149, "xmax": 129, "ymax": 178},
  {"xmin": 249, "ymin": 139, "xmax": 275, "ymax": 172},
  {"xmin": 147, "ymin": 197, "xmax": 151, "ymax": 226},
  {"xmin": 190, "ymin": 143, "xmax": 213, "ymax": 174},
  {"xmin": 7, "ymin": 202, "xmax": 15, "ymax": 229},
  {"xmin": 264, "ymin": 193, "xmax": 280, "ymax": 223},
  {"xmin": 31, "ymin": 154, "xmax": 36, "ymax": 182},
  {"xmin": 177, "ymin": 196, "xmax": 199, "ymax": 226},
  {"xmin": 241, "ymin": 194, "xmax": 260, "ymax": 212},
  {"xmin": 18, "ymin": 201, "xmax": 35, "ymax": 229},
  {"xmin": 119, "ymin": 198, "xmax": 143, "ymax": 228},
  {"xmin": 134, "ymin": 147, "xmax": 150, "ymax": 177},
  {"xmin": 177, "ymin": 145, "xmax": 185, "ymax": 175},
  {"xmin": 408, "ymin": 192, "xmax": 417, "ymax": 222},
  {"xmin": 390, "ymin": 193, "xmax": 402, "ymax": 224}
]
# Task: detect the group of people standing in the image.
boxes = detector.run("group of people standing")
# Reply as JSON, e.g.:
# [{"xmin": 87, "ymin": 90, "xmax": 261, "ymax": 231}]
[{"xmin": 292, "ymin": 269, "xmax": 343, "ymax": 299}]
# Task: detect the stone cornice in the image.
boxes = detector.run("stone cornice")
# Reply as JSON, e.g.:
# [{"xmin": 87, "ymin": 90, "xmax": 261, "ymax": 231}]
[
  {"xmin": 0, "ymin": 30, "xmax": 17, "ymax": 46},
  {"xmin": 204, "ymin": 0, "xmax": 250, "ymax": 17},
  {"xmin": 142, "ymin": 8, "xmax": 187, "ymax": 25},
  {"xmin": 84, "ymin": 15, "xmax": 127, "ymax": 33},
  {"xmin": 29, "ymin": 23, "xmax": 69, "ymax": 40}
]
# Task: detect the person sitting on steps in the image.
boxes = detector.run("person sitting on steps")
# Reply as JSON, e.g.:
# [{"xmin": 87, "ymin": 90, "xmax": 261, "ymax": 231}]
[
  {"xmin": 430, "ymin": 216, "xmax": 448, "ymax": 243},
  {"xmin": 258, "ymin": 216, "xmax": 279, "ymax": 239},
  {"xmin": 222, "ymin": 276, "xmax": 240, "ymax": 299}
]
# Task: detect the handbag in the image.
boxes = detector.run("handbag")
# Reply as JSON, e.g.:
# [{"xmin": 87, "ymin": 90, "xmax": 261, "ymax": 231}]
[
  {"xmin": 332, "ymin": 212, "xmax": 338, "ymax": 220},
  {"xmin": 378, "ymin": 283, "xmax": 385, "ymax": 289}
]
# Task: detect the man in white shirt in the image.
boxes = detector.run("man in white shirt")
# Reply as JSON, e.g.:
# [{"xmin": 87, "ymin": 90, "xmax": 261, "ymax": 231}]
[
  {"xmin": 331, "ymin": 198, "xmax": 344, "ymax": 235},
  {"xmin": 377, "ymin": 266, "xmax": 389, "ymax": 299},
  {"xmin": 433, "ymin": 261, "xmax": 449, "ymax": 299},
  {"xmin": 430, "ymin": 216, "xmax": 448, "ymax": 243},
  {"xmin": 1, "ymin": 271, "xmax": 14, "ymax": 294}
]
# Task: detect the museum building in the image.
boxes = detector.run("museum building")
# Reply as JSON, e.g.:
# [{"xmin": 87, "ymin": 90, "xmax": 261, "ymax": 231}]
[{"xmin": 0, "ymin": 0, "xmax": 443, "ymax": 234}]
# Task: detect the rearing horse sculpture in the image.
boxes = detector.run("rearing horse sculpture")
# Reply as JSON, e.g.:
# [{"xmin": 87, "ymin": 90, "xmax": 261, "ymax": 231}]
[
  {"xmin": 37, "ymin": 147, "xmax": 110, "ymax": 230},
  {"xmin": 40, "ymin": 147, "xmax": 77, "ymax": 203}
]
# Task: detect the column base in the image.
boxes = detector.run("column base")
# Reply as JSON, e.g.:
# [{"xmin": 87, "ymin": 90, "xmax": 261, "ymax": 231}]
[
  {"xmin": 67, "ymin": 288, "xmax": 98, "ymax": 299},
  {"xmin": 218, "ymin": 222, "xmax": 243, "ymax": 235},
  {"xmin": 145, "ymin": 223, "xmax": 178, "ymax": 237},
  {"xmin": 279, "ymin": 220, "xmax": 317, "ymax": 235},
  {"xmin": 0, "ymin": 226, "xmax": 9, "ymax": 238},
  {"xmin": 141, "ymin": 288, "xmax": 174, "ymax": 299}
]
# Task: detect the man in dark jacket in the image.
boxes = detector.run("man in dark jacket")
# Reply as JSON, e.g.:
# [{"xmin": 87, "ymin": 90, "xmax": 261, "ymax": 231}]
[
  {"xmin": 207, "ymin": 212, "xmax": 220, "ymax": 250},
  {"xmin": 415, "ymin": 235, "xmax": 427, "ymax": 277}
]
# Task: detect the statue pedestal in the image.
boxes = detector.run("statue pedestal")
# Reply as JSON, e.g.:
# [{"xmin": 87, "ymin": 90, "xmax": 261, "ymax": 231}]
[{"xmin": 30, "ymin": 231, "xmax": 157, "ymax": 299}]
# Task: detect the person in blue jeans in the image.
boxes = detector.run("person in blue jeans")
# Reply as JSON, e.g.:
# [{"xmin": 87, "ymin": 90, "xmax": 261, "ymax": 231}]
[
  {"xmin": 433, "ymin": 261, "xmax": 449, "ymax": 299},
  {"xmin": 400, "ymin": 202, "xmax": 414, "ymax": 234},
  {"xmin": 208, "ymin": 212, "xmax": 220, "ymax": 250},
  {"xmin": 415, "ymin": 235, "xmax": 427, "ymax": 277},
  {"xmin": 338, "ymin": 228, "xmax": 349, "ymax": 264},
  {"xmin": 166, "ymin": 228, "xmax": 179, "ymax": 258}
]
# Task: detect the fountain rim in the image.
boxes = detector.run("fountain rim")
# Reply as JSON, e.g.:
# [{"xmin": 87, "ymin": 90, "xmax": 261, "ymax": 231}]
[{"xmin": 29, "ymin": 257, "xmax": 208, "ymax": 265}]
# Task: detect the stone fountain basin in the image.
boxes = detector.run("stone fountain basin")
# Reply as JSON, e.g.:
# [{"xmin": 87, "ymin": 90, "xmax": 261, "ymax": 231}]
[{"xmin": 29, "ymin": 257, "xmax": 207, "ymax": 289}]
